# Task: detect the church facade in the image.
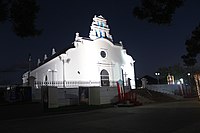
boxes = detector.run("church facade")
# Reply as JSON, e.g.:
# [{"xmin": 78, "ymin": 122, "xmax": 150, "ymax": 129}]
[{"xmin": 23, "ymin": 15, "xmax": 136, "ymax": 90}]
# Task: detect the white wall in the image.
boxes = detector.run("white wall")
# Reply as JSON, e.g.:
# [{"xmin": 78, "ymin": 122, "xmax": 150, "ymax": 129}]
[
  {"xmin": 57, "ymin": 88, "xmax": 79, "ymax": 106},
  {"xmin": 32, "ymin": 86, "xmax": 118, "ymax": 106},
  {"xmin": 89, "ymin": 86, "xmax": 118, "ymax": 105}
]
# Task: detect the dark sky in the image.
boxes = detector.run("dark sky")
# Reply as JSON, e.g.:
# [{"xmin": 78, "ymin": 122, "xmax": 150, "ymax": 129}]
[{"xmin": 1, "ymin": 0, "xmax": 200, "ymax": 84}]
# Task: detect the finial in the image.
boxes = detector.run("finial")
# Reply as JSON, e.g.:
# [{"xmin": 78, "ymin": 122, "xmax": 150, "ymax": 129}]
[
  {"xmin": 98, "ymin": 15, "xmax": 104, "ymax": 18},
  {"xmin": 119, "ymin": 41, "xmax": 123, "ymax": 46},
  {"xmin": 75, "ymin": 32, "xmax": 79, "ymax": 41},
  {"xmin": 44, "ymin": 54, "xmax": 47, "ymax": 60},
  {"xmin": 52, "ymin": 48, "xmax": 56, "ymax": 55},
  {"xmin": 37, "ymin": 59, "xmax": 41, "ymax": 66}
]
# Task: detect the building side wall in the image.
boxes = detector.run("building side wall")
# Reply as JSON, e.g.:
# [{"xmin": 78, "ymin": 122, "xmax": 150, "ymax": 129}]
[
  {"xmin": 27, "ymin": 38, "xmax": 135, "ymax": 89},
  {"xmin": 65, "ymin": 43, "xmax": 100, "ymax": 82},
  {"xmin": 30, "ymin": 57, "xmax": 63, "ymax": 83}
]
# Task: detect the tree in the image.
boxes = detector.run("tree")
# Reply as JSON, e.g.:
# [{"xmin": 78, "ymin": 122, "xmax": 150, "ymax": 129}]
[
  {"xmin": 133, "ymin": 0, "xmax": 184, "ymax": 25},
  {"xmin": 182, "ymin": 23, "xmax": 200, "ymax": 66},
  {"xmin": 0, "ymin": 0, "xmax": 41, "ymax": 37},
  {"xmin": 133, "ymin": 0, "xmax": 200, "ymax": 67},
  {"xmin": 158, "ymin": 64, "xmax": 200, "ymax": 87},
  {"xmin": 0, "ymin": 0, "xmax": 8, "ymax": 22},
  {"xmin": 158, "ymin": 64, "xmax": 187, "ymax": 80}
]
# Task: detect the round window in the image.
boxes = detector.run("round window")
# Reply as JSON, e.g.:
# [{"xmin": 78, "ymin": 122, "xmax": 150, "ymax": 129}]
[{"xmin": 100, "ymin": 51, "xmax": 106, "ymax": 58}]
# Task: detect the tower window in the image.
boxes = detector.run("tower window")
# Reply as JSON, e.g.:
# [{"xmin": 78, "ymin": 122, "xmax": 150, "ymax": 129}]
[
  {"xmin": 102, "ymin": 22, "xmax": 104, "ymax": 27},
  {"xmin": 96, "ymin": 31, "xmax": 98, "ymax": 37},
  {"xmin": 100, "ymin": 31, "xmax": 103, "ymax": 38}
]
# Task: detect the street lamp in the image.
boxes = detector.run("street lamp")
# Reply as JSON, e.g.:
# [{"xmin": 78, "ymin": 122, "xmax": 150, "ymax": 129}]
[
  {"xmin": 155, "ymin": 72, "xmax": 160, "ymax": 84},
  {"xmin": 187, "ymin": 72, "xmax": 192, "ymax": 96},
  {"xmin": 187, "ymin": 72, "xmax": 191, "ymax": 85}
]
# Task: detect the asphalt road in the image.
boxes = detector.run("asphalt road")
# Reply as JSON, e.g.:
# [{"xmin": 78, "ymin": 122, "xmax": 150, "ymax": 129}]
[{"xmin": 1, "ymin": 100, "xmax": 200, "ymax": 133}]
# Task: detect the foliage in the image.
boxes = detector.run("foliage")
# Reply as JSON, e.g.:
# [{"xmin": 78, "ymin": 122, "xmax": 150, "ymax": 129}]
[
  {"xmin": 133, "ymin": 0, "xmax": 200, "ymax": 67},
  {"xmin": 182, "ymin": 23, "xmax": 200, "ymax": 66},
  {"xmin": 158, "ymin": 64, "xmax": 187, "ymax": 80},
  {"xmin": 133, "ymin": 0, "xmax": 184, "ymax": 25},
  {"xmin": 0, "ymin": 0, "xmax": 41, "ymax": 37},
  {"xmin": 0, "ymin": 0, "xmax": 8, "ymax": 22}
]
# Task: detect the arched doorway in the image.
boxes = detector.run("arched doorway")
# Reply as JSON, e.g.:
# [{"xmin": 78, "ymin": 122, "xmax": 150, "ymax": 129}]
[{"xmin": 100, "ymin": 69, "xmax": 110, "ymax": 86}]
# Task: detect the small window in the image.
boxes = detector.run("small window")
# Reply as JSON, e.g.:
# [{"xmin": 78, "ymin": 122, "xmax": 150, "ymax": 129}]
[{"xmin": 100, "ymin": 51, "xmax": 106, "ymax": 58}]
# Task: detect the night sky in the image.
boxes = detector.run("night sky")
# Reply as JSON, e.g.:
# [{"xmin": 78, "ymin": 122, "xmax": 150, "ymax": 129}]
[{"xmin": 1, "ymin": 0, "xmax": 200, "ymax": 84}]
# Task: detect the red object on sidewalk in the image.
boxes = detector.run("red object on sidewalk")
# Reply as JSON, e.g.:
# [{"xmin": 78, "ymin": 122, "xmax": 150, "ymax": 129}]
[{"xmin": 116, "ymin": 82, "xmax": 121, "ymax": 102}]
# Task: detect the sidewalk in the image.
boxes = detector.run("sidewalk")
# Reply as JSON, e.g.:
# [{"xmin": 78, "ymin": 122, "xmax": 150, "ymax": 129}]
[
  {"xmin": 0, "ymin": 102, "xmax": 43, "ymax": 120},
  {"xmin": 0, "ymin": 97, "xmax": 198, "ymax": 121},
  {"xmin": 0, "ymin": 102, "xmax": 113, "ymax": 120}
]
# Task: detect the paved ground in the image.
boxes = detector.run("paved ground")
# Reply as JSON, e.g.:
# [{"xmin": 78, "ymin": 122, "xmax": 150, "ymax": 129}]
[
  {"xmin": 1, "ymin": 99, "xmax": 200, "ymax": 133},
  {"xmin": 0, "ymin": 102, "xmax": 114, "ymax": 120}
]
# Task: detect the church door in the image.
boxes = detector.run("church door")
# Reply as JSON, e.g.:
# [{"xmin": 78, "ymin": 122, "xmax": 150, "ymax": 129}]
[{"xmin": 100, "ymin": 69, "xmax": 110, "ymax": 86}]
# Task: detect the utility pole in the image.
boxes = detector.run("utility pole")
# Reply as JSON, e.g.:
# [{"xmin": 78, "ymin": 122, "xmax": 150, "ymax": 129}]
[{"xmin": 28, "ymin": 54, "xmax": 31, "ymax": 86}]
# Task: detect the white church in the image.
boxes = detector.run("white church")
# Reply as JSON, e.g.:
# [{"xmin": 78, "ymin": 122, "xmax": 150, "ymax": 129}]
[{"xmin": 22, "ymin": 15, "xmax": 136, "ymax": 106}]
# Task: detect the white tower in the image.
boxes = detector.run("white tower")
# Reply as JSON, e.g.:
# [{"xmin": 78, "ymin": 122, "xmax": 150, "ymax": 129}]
[{"xmin": 89, "ymin": 15, "xmax": 113, "ymax": 41}]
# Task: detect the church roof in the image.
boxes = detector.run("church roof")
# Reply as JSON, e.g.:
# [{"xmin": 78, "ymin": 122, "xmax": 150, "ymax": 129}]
[
  {"xmin": 98, "ymin": 15, "xmax": 104, "ymax": 19},
  {"xmin": 31, "ymin": 44, "xmax": 74, "ymax": 71},
  {"xmin": 82, "ymin": 37, "xmax": 93, "ymax": 41}
]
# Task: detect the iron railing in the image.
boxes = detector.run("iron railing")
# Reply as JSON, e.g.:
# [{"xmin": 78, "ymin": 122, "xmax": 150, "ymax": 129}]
[{"xmin": 34, "ymin": 80, "xmax": 121, "ymax": 88}]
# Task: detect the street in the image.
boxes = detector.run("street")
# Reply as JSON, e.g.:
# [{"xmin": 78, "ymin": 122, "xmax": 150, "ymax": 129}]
[{"xmin": 1, "ymin": 100, "xmax": 200, "ymax": 133}]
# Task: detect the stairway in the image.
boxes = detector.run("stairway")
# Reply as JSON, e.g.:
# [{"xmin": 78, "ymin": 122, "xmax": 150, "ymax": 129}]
[{"xmin": 132, "ymin": 88, "xmax": 181, "ymax": 104}]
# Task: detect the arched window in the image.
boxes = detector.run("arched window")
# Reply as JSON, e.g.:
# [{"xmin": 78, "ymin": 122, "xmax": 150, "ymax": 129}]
[
  {"xmin": 44, "ymin": 75, "xmax": 48, "ymax": 85},
  {"xmin": 45, "ymin": 75, "xmax": 48, "ymax": 82},
  {"xmin": 100, "ymin": 69, "xmax": 110, "ymax": 86}
]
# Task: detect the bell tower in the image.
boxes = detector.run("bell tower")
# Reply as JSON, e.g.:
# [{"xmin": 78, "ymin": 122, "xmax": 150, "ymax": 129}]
[{"xmin": 89, "ymin": 15, "xmax": 113, "ymax": 41}]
